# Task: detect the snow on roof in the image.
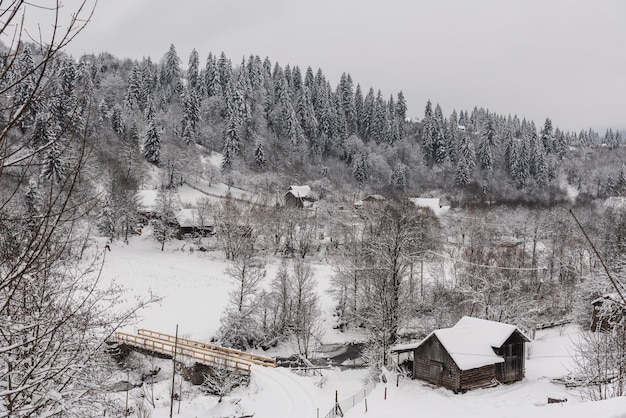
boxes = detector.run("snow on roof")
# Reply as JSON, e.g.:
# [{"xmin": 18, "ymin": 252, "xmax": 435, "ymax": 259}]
[
  {"xmin": 434, "ymin": 326, "xmax": 504, "ymax": 371},
  {"xmin": 137, "ymin": 189, "xmax": 158, "ymax": 211},
  {"xmin": 391, "ymin": 316, "xmax": 529, "ymax": 371},
  {"xmin": 409, "ymin": 197, "xmax": 450, "ymax": 217},
  {"xmin": 175, "ymin": 208, "xmax": 197, "ymax": 227},
  {"xmin": 287, "ymin": 185, "xmax": 312, "ymax": 198},
  {"xmin": 592, "ymin": 292, "xmax": 626, "ymax": 306},
  {"xmin": 453, "ymin": 316, "xmax": 528, "ymax": 348},
  {"xmin": 603, "ymin": 196, "xmax": 626, "ymax": 209},
  {"xmin": 363, "ymin": 194, "xmax": 385, "ymax": 201}
]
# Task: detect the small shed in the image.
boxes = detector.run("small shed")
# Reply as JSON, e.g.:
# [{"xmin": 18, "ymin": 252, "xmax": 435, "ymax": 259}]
[
  {"xmin": 285, "ymin": 185, "xmax": 314, "ymax": 208},
  {"xmin": 591, "ymin": 293, "xmax": 626, "ymax": 332},
  {"xmin": 175, "ymin": 208, "xmax": 214, "ymax": 238},
  {"xmin": 355, "ymin": 194, "xmax": 386, "ymax": 209},
  {"xmin": 409, "ymin": 197, "xmax": 450, "ymax": 217},
  {"xmin": 391, "ymin": 316, "xmax": 529, "ymax": 392}
]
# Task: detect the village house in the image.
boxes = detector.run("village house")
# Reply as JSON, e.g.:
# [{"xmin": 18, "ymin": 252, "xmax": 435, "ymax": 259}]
[
  {"xmin": 391, "ymin": 316, "xmax": 529, "ymax": 393},
  {"xmin": 354, "ymin": 194, "xmax": 386, "ymax": 209},
  {"xmin": 174, "ymin": 208, "xmax": 214, "ymax": 238},
  {"xmin": 591, "ymin": 292, "xmax": 626, "ymax": 332},
  {"xmin": 285, "ymin": 185, "xmax": 315, "ymax": 208}
]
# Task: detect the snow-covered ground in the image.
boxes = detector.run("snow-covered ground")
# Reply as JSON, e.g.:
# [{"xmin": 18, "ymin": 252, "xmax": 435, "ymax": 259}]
[{"xmin": 100, "ymin": 234, "xmax": 626, "ymax": 418}]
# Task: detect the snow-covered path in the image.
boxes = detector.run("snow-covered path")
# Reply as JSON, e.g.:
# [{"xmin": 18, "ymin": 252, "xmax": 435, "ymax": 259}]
[{"xmin": 242, "ymin": 365, "xmax": 320, "ymax": 418}]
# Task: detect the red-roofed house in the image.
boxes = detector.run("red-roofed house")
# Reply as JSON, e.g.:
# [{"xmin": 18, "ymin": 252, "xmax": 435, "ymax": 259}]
[{"xmin": 391, "ymin": 317, "xmax": 529, "ymax": 392}]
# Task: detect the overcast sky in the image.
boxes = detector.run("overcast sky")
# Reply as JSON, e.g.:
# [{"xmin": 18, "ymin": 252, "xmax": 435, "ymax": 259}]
[{"xmin": 55, "ymin": 0, "xmax": 626, "ymax": 132}]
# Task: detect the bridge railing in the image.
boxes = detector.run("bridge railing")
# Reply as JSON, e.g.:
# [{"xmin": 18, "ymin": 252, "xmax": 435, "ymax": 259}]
[
  {"xmin": 115, "ymin": 331, "xmax": 252, "ymax": 374},
  {"xmin": 137, "ymin": 329, "xmax": 277, "ymax": 368}
]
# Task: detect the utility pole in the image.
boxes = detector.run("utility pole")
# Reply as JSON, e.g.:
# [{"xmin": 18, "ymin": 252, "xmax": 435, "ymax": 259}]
[{"xmin": 169, "ymin": 324, "xmax": 179, "ymax": 418}]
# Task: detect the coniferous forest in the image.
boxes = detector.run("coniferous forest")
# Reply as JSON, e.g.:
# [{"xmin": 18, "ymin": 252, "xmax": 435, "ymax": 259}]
[{"xmin": 84, "ymin": 44, "xmax": 626, "ymax": 206}]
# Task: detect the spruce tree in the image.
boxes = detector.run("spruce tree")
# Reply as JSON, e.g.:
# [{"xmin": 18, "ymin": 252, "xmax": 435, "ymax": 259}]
[
  {"xmin": 14, "ymin": 47, "xmax": 35, "ymax": 106},
  {"xmin": 618, "ymin": 163, "xmax": 626, "ymax": 195},
  {"xmin": 352, "ymin": 153, "xmax": 368, "ymax": 185},
  {"xmin": 354, "ymin": 84, "xmax": 364, "ymax": 136},
  {"xmin": 221, "ymin": 116, "xmax": 240, "ymax": 171},
  {"xmin": 421, "ymin": 100, "xmax": 436, "ymax": 165},
  {"xmin": 205, "ymin": 52, "xmax": 220, "ymax": 97},
  {"xmin": 478, "ymin": 115, "xmax": 497, "ymax": 173},
  {"xmin": 217, "ymin": 51, "xmax": 232, "ymax": 97},
  {"xmin": 455, "ymin": 134, "xmax": 476, "ymax": 185},
  {"xmin": 447, "ymin": 110, "xmax": 459, "ymax": 163},
  {"xmin": 361, "ymin": 88, "xmax": 375, "ymax": 140},
  {"xmin": 187, "ymin": 48, "xmax": 200, "ymax": 92},
  {"xmin": 541, "ymin": 117, "xmax": 554, "ymax": 153},
  {"xmin": 181, "ymin": 87, "xmax": 200, "ymax": 144},
  {"xmin": 339, "ymin": 73, "xmax": 357, "ymax": 135},
  {"xmin": 254, "ymin": 140, "xmax": 267, "ymax": 170},
  {"xmin": 160, "ymin": 44, "xmax": 182, "ymax": 100},
  {"xmin": 125, "ymin": 63, "xmax": 143, "ymax": 110},
  {"xmin": 395, "ymin": 91, "xmax": 407, "ymax": 138},
  {"xmin": 40, "ymin": 141, "xmax": 66, "ymax": 183},
  {"xmin": 391, "ymin": 163, "xmax": 407, "ymax": 191},
  {"xmin": 111, "ymin": 104, "xmax": 124, "ymax": 136},
  {"xmin": 144, "ymin": 117, "xmax": 161, "ymax": 165}
]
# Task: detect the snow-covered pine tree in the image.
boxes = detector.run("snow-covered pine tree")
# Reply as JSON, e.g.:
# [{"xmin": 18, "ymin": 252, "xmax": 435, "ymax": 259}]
[
  {"xmin": 187, "ymin": 48, "xmax": 200, "ymax": 92},
  {"xmin": 352, "ymin": 153, "xmax": 368, "ymax": 185},
  {"xmin": 354, "ymin": 84, "xmax": 364, "ymax": 136},
  {"xmin": 421, "ymin": 100, "xmax": 436, "ymax": 165},
  {"xmin": 478, "ymin": 115, "xmax": 497, "ymax": 173},
  {"xmin": 111, "ymin": 104, "xmax": 124, "ymax": 136},
  {"xmin": 40, "ymin": 141, "xmax": 66, "ymax": 183},
  {"xmin": 456, "ymin": 134, "xmax": 476, "ymax": 185},
  {"xmin": 160, "ymin": 43, "xmax": 182, "ymax": 97},
  {"xmin": 446, "ymin": 110, "xmax": 459, "ymax": 163},
  {"xmin": 339, "ymin": 72, "xmax": 357, "ymax": 135},
  {"xmin": 205, "ymin": 52, "xmax": 221, "ymax": 97},
  {"xmin": 217, "ymin": 51, "xmax": 232, "ymax": 97},
  {"xmin": 540, "ymin": 117, "xmax": 554, "ymax": 153},
  {"xmin": 254, "ymin": 140, "xmax": 267, "ymax": 170},
  {"xmin": 361, "ymin": 88, "xmax": 375, "ymax": 140},
  {"xmin": 144, "ymin": 117, "xmax": 161, "ymax": 165},
  {"xmin": 296, "ymin": 86, "xmax": 318, "ymax": 139},
  {"xmin": 391, "ymin": 163, "xmax": 408, "ymax": 191},
  {"xmin": 221, "ymin": 116, "xmax": 240, "ymax": 171},
  {"xmin": 13, "ymin": 47, "xmax": 35, "ymax": 107},
  {"xmin": 181, "ymin": 86, "xmax": 200, "ymax": 144},
  {"xmin": 125, "ymin": 63, "xmax": 144, "ymax": 110}
]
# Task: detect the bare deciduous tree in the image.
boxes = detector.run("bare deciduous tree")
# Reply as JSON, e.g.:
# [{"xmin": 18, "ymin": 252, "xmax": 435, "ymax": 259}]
[{"xmin": 0, "ymin": 2, "xmax": 155, "ymax": 415}]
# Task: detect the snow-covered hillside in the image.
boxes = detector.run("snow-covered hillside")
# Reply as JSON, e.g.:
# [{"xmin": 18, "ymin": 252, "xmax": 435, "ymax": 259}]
[{"xmin": 101, "ymin": 233, "xmax": 626, "ymax": 418}]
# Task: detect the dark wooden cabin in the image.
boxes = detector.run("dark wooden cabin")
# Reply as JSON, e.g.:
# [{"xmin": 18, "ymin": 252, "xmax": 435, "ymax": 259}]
[
  {"xmin": 285, "ymin": 185, "xmax": 314, "ymax": 208},
  {"xmin": 175, "ymin": 208, "xmax": 214, "ymax": 238},
  {"xmin": 591, "ymin": 293, "xmax": 626, "ymax": 332},
  {"xmin": 391, "ymin": 317, "xmax": 529, "ymax": 393}
]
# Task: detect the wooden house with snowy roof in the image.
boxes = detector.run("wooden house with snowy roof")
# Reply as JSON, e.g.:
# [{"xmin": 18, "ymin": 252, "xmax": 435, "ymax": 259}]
[
  {"xmin": 591, "ymin": 292, "xmax": 626, "ymax": 332},
  {"xmin": 285, "ymin": 185, "xmax": 315, "ymax": 208},
  {"xmin": 174, "ymin": 208, "xmax": 214, "ymax": 238},
  {"xmin": 391, "ymin": 316, "xmax": 529, "ymax": 392}
]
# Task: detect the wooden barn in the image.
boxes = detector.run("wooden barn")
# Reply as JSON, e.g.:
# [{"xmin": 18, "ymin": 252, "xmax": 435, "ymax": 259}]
[
  {"xmin": 591, "ymin": 293, "xmax": 626, "ymax": 332},
  {"xmin": 174, "ymin": 208, "xmax": 214, "ymax": 238},
  {"xmin": 285, "ymin": 185, "xmax": 315, "ymax": 208},
  {"xmin": 391, "ymin": 317, "xmax": 529, "ymax": 393}
]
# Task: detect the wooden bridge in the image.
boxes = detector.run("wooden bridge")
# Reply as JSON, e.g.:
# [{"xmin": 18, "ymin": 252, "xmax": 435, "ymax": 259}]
[{"xmin": 115, "ymin": 329, "xmax": 277, "ymax": 374}]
